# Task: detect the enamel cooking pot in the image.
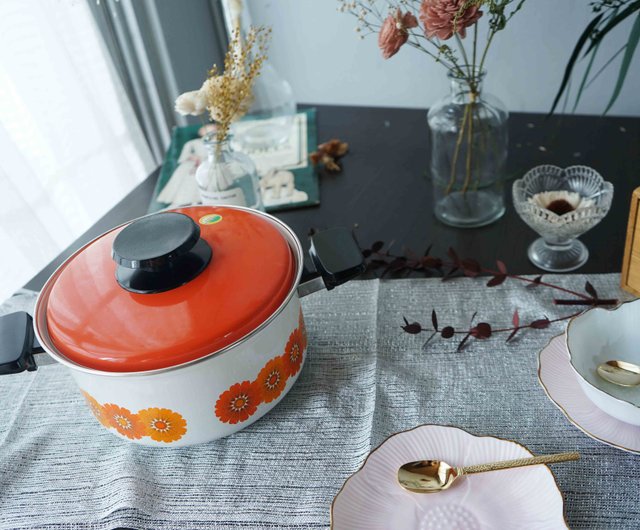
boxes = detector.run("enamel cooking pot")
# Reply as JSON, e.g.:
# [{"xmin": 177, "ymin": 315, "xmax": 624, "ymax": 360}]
[{"xmin": 0, "ymin": 205, "xmax": 364, "ymax": 446}]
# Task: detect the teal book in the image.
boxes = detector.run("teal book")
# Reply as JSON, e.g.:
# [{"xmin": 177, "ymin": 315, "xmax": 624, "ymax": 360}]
[{"xmin": 148, "ymin": 108, "xmax": 319, "ymax": 214}]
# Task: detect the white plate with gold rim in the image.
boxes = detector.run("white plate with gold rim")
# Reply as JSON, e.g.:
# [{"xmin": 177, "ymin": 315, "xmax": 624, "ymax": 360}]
[
  {"xmin": 538, "ymin": 334, "xmax": 640, "ymax": 454},
  {"xmin": 331, "ymin": 424, "xmax": 567, "ymax": 530}
]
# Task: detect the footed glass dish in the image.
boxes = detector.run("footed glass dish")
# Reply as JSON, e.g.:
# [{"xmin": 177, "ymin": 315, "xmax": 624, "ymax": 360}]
[{"xmin": 512, "ymin": 165, "xmax": 613, "ymax": 272}]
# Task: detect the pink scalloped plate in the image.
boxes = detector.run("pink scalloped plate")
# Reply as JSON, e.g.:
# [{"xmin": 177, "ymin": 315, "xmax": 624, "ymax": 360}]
[
  {"xmin": 331, "ymin": 425, "xmax": 567, "ymax": 529},
  {"xmin": 538, "ymin": 334, "xmax": 640, "ymax": 454}
]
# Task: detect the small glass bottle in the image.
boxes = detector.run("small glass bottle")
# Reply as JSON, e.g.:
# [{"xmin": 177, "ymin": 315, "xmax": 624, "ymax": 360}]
[{"xmin": 195, "ymin": 136, "xmax": 263, "ymax": 211}]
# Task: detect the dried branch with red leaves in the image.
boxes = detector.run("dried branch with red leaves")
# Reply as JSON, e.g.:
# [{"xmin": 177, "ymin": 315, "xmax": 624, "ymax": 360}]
[{"xmin": 357, "ymin": 239, "xmax": 618, "ymax": 352}]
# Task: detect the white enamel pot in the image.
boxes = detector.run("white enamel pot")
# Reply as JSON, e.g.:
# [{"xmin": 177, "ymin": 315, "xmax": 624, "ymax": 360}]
[{"xmin": 0, "ymin": 205, "xmax": 365, "ymax": 446}]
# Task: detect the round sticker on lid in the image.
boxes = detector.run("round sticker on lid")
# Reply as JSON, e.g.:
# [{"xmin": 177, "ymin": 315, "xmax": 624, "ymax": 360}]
[{"xmin": 199, "ymin": 214, "xmax": 223, "ymax": 225}]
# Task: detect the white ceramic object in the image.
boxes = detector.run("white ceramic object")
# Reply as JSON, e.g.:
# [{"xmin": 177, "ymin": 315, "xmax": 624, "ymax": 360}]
[
  {"xmin": 43, "ymin": 294, "xmax": 304, "ymax": 447},
  {"xmin": 331, "ymin": 425, "xmax": 567, "ymax": 530},
  {"xmin": 538, "ymin": 334, "xmax": 640, "ymax": 454},
  {"xmin": 566, "ymin": 300, "xmax": 640, "ymax": 426}
]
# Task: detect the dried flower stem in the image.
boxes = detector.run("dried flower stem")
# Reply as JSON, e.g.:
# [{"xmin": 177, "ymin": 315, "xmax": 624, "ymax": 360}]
[
  {"xmin": 419, "ymin": 312, "xmax": 578, "ymax": 336},
  {"xmin": 462, "ymin": 96, "xmax": 475, "ymax": 193},
  {"xmin": 358, "ymin": 238, "xmax": 617, "ymax": 305},
  {"xmin": 446, "ymin": 102, "xmax": 470, "ymax": 195},
  {"xmin": 554, "ymin": 298, "xmax": 618, "ymax": 306},
  {"xmin": 340, "ymin": 0, "xmax": 526, "ymax": 196},
  {"xmin": 503, "ymin": 273, "xmax": 591, "ymax": 300},
  {"xmin": 202, "ymin": 26, "xmax": 270, "ymax": 145}
]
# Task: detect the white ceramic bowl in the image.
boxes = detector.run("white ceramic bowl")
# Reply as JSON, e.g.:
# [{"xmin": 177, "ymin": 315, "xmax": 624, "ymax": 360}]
[{"xmin": 566, "ymin": 300, "xmax": 640, "ymax": 426}]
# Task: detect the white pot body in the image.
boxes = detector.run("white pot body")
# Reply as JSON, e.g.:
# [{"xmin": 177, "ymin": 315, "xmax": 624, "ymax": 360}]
[{"xmin": 66, "ymin": 294, "xmax": 305, "ymax": 446}]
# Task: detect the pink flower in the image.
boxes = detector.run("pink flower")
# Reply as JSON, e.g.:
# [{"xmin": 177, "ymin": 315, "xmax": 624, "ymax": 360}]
[
  {"xmin": 378, "ymin": 9, "xmax": 419, "ymax": 59},
  {"xmin": 419, "ymin": 0, "xmax": 483, "ymax": 41}
]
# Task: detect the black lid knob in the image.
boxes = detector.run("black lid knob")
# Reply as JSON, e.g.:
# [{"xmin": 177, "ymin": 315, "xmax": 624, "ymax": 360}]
[
  {"xmin": 112, "ymin": 212, "xmax": 212, "ymax": 294},
  {"xmin": 113, "ymin": 212, "xmax": 201, "ymax": 271}
]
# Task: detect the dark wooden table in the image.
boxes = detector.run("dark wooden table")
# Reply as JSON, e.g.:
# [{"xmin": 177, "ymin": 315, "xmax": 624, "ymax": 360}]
[{"xmin": 25, "ymin": 104, "xmax": 640, "ymax": 291}]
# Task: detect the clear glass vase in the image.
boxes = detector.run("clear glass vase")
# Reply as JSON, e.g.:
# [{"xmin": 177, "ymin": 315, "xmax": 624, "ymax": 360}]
[
  {"xmin": 428, "ymin": 69, "xmax": 508, "ymax": 228},
  {"xmin": 195, "ymin": 137, "xmax": 263, "ymax": 211},
  {"xmin": 231, "ymin": 61, "xmax": 296, "ymax": 151}
]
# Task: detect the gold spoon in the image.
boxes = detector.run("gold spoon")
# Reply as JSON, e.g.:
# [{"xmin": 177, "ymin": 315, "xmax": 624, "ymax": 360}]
[
  {"xmin": 398, "ymin": 452, "xmax": 580, "ymax": 493},
  {"xmin": 597, "ymin": 360, "xmax": 640, "ymax": 387}
]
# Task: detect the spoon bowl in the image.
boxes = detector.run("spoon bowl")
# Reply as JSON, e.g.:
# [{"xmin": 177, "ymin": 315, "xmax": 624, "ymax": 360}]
[
  {"xmin": 597, "ymin": 360, "xmax": 640, "ymax": 387},
  {"xmin": 397, "ymin": 460, "xmax": 459, "ymax": 493}
]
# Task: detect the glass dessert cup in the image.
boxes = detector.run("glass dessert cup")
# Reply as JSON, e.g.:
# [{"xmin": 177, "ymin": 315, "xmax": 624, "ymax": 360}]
[{"xmin": 512, "ymin": 165, "xmax": 613, "ymax": 272}]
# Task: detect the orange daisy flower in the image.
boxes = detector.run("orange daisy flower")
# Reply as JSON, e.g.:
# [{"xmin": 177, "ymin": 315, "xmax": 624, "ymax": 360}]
[
  {"xmin": 282, "ymin": 327, "xmax": 305, "ymax": 377},
  {"xmin": 81, "ymin": 390, "xmax": 110, "ymax": 427},
  {"xmin": 138, "ymin": 407, "xmax": 187, "ymax": 443},
  {"xmin": 255, "ymin": 356, "xmax": 288, "ymax": 403},
  {"xmin": 215, "ymin": 380, "xmax": 261, "ymax": 424},
  {"xmin": 102, "ymin": 403, "xmax": 145, "ymax": 439}
]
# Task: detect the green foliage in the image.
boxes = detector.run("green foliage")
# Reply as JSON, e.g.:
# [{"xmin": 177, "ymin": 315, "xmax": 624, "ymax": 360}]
[
  {"xmin": 605, "ymin": 10, "xmax": 640, "ymax": 112},
  {"xmin": 551, "ymin": 0, "xmax": 640, "ymax": 115}
]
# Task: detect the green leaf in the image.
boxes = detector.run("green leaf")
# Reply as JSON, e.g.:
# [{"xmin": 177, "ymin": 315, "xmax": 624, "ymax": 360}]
[
  {"xmin": 604, "ymin": 12, "xmax": 640, "ymax": 114},
  {"xmin": 584, "ymin": 44, "xmax": 626, "ymax": 90},
  {"xmin": 549, "ymin": 12, "xmax": 604, "ymax": 115},
  {"xmin": 584, "ymin": 0, "xmax": 640, "ymax": 56},
  {"xmin": 572, "ymin": 40, "xmax": 600, "ymax": 112}
]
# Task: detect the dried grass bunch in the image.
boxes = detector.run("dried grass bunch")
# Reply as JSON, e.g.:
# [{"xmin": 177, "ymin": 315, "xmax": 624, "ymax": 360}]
[
  {"xmin": 174, "ymin": 26, "xmax": 270, "ymax": 145},
  {"xmin": 203, "ymin": 26, "xmax": 270, "ymax": 143}
]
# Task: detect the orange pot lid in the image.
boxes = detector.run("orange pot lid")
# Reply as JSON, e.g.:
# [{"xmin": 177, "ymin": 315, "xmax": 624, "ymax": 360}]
[{"xmin": 44, "ymin": 206, "xmax": 298, "ymax": 372}]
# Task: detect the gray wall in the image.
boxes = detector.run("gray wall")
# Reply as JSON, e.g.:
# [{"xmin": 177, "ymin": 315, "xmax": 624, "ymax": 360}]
[
  {"xmin": 248, "ymin": 0, "xmax": 640, "ymax": 116},
  {"xmin": 127, "ymin": 0, "xmax": 227, "ymax": 130},
  {"xmin": 152, "ymin": 0, "xmax": 226, "ymax": 95}
]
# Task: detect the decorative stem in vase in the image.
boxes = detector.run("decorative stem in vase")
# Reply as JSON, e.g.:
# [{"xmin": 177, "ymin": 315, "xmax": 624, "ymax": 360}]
[
  {"xmin": 173, "ymin": 25, "xmax": 271, "ymax": 210},
  {"xmin": 340, "ymin": 0, "xmax": 526, "ymax": 228}
]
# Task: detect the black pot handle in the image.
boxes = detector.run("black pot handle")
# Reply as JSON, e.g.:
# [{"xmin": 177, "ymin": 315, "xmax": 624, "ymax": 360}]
[
  {"xmin": 298, "ymin": 228, "xmax": 366, "ymax": 297},
  {"xmin": 0, "ymin": 312, "xmax": 45, "ymax": 375}
]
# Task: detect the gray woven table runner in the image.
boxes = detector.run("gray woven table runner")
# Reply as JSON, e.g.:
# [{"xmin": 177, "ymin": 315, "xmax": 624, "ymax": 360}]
[{"xmin": 1, "ymin": 275, "xmax": 639, "ymax": 529}]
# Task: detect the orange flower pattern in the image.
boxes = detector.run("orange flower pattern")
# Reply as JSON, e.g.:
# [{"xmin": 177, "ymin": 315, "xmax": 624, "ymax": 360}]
[
  {"xmin": 83, "ymin": 316, "xmax": 310, "ymax": 433},
  {"xmin": 283, "ymin": 327, "xmax": 305, "ymax": 377},
  {"xmin": 138, "ymin": 407, "xmax": 187, "ymax": 443},
  {"xmin": 215, "ymin": 380, "xmax": 261, "ymax": 424},
  {"xmin": 81, "ymin": 391, "xmax": 187, "ymax": 443},
  {"xmin": 255, "ymin": 356, "xmax": 287, "ymax": 403},
  {"xmin": 81, "ymin": 390, "xmax": 110, "ymax": 427},
  {"xmin": 215, "ymin": 316, "xmax": 308, "ymax": 424},
  {"xmin": 102, "ymin": 403, "xmax": 146, "ymax": 439}
]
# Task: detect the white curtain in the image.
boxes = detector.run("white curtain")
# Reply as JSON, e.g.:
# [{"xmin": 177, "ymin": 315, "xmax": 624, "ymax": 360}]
[{"xmin": 0, "ymin": 0, "xmax": 154, "ymax": 301}]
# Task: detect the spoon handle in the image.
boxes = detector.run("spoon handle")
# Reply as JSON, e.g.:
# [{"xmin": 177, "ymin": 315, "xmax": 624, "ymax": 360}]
[{"xmin": 460, "ymin": 452, "xmax": 580, "ymax": 475}]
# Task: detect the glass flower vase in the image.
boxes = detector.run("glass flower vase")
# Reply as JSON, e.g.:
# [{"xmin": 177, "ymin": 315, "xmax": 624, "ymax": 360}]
[
  {"xmin": 195, "ymin": 137, "xmax": 263, "ymax": 211},
  {"xmin": 428, "ymin": 69, "xmax": 508, "ymax": 228}
]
